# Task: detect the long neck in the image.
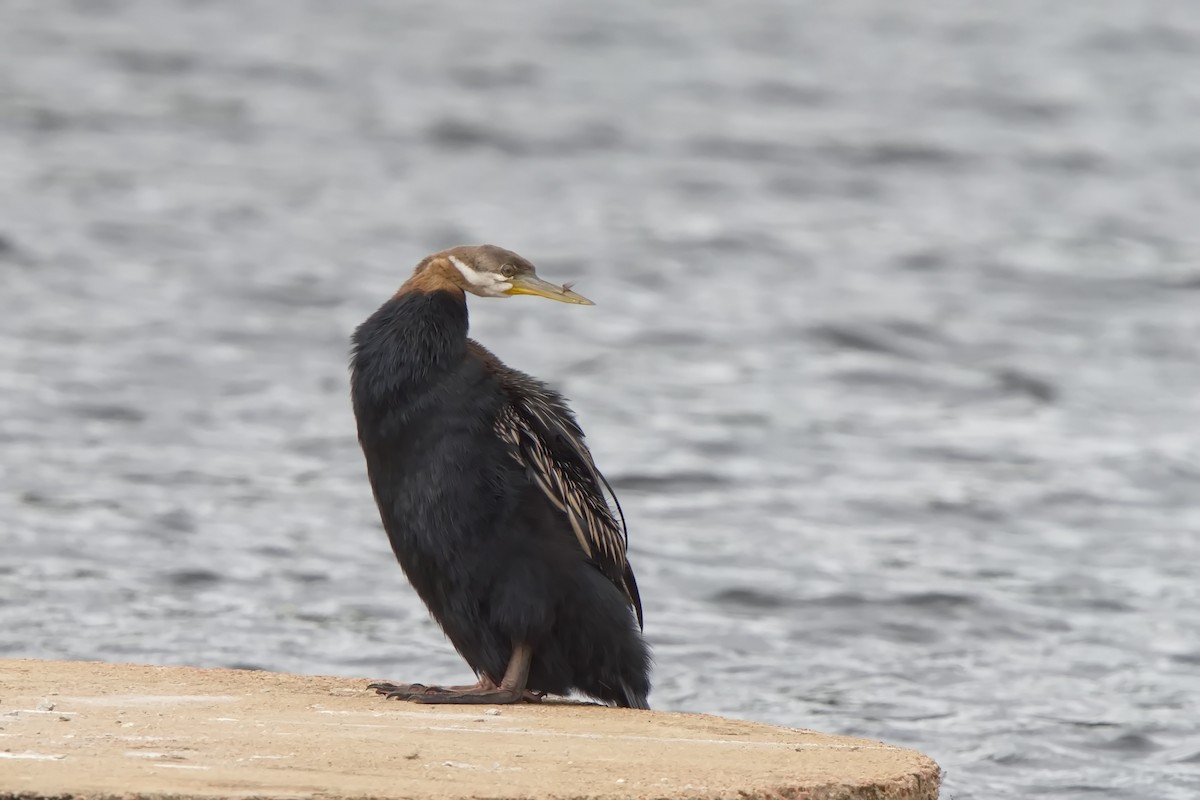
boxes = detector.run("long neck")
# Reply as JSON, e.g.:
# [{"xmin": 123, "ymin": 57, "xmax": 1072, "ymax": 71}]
[{"xmin": 350, "ymin": 288, "xmax": 470, "ymax": 412}]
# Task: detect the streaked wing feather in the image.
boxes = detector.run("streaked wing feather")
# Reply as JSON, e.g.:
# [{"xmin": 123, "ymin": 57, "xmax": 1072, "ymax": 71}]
[{"xmin": 488, "ymin": 364, "xmax": 642, "ymax": 629}]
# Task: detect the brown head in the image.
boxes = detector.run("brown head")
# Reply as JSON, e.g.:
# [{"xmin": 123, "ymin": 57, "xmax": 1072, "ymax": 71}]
[{"xmin": 400, "ymin": 244, "xmax": 593, "ymax": 305}]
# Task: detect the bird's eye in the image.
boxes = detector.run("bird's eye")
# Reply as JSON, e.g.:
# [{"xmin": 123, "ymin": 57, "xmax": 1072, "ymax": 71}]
[{"xmin": 500, "ymin": 264, "xmax": 517, "ymax": 278}]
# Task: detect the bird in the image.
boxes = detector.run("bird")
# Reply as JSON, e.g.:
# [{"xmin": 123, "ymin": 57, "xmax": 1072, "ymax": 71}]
[{"xmin": 349, "ymin": 244, "xmax": 651, "ymax": 708}]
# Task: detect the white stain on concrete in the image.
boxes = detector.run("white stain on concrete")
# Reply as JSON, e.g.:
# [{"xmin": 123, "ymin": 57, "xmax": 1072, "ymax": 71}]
[
  {"xmin": 0, "ymin": 751, "xmax": 66, "ymax": 761},
  {"xmin": 64, "ymin": 695, "xmax": 239, "ymax": 706}
]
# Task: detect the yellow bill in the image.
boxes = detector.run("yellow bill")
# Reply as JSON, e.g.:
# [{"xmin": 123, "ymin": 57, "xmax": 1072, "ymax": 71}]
[{"xmin": 505, "ymin": 274, "xmax": 594, "ymax": 305}]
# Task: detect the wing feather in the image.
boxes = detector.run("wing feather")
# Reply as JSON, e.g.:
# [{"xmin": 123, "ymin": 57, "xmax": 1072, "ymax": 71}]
[{"xmin": 477, "ymin": 343, "xmax": 642, "ymax": 628}]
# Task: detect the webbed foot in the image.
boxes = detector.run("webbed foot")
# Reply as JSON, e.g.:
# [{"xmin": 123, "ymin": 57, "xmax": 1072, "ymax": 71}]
[
  {"xmin": 370, "ymin": 643, "xmax": 538, "ymax": 705},
  {"xmin": 409, "ymin": 687, "xmax": 542, "ymax": 705},
  {"xmin": 368, "ymin": 676, "xmax": 496, "ymax": 701}
]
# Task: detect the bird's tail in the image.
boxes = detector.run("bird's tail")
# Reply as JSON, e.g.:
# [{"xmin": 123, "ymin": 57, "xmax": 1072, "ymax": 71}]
[
  {"xmin": 557, "ymin": 567, "xmax": 653, "ymax": 709},
  {"xmin": 619, "ymin": 681, "xmax": 650, "ymax": 710}
]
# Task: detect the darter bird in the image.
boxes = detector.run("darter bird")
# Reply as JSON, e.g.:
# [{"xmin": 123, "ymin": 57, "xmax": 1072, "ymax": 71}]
[{"xmin": 350, "ymin": 245, "xmax": 651, "ymax": 708}]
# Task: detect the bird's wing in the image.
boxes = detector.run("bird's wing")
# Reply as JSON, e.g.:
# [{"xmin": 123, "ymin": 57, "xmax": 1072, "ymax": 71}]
[{"xmin": 483, "ymin": 356, "xmax": 643, "ymax": 629}]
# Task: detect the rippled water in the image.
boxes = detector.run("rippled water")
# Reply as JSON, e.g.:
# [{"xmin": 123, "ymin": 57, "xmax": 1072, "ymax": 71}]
[{"xmin": 3, "ymin": 1, "xmax": 1200, "ymax": 797}]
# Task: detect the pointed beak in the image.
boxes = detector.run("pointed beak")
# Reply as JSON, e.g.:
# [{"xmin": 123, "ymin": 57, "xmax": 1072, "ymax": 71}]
[{"xmin": 504, "ymin": 273, "xmax": 594, "ymax": 305}]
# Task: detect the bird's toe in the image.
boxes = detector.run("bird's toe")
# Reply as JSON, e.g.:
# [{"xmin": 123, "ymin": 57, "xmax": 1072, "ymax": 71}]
[{"xmin": 368, "ymin": 681, "xmax": 430, "ymax": 699}]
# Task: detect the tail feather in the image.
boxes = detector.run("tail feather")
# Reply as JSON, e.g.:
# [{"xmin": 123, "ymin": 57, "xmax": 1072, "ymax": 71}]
[
  {"xmin": 619, "ymin": 681, "xmax": 650, "ymax": 710},
  {"xmin": 558, "ymin": 568, "xmax": 653, "ymax": 708}
]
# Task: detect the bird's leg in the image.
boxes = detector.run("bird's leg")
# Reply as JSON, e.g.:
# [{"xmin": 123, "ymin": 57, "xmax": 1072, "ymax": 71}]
[
  {"xmin": 369, "ymin": 674, "xmax": 497, "ymax": 700},
  {"xmin": 408, "ymin": 643, "xmax": 535, "ymax": 705}
]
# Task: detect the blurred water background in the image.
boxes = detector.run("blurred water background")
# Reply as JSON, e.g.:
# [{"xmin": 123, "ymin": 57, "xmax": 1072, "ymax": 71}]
[{"xmin": 2, "ymin": 2, "xmax": 1200, "ymax": 797}]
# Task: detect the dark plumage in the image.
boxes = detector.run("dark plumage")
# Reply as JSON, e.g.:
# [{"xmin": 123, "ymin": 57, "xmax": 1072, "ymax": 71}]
[{"xmin": 349, "ymin": 244, "xmax": 651, "ymax": 708}]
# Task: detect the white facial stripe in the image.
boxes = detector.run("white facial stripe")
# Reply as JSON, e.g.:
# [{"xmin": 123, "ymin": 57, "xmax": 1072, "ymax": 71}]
[
  {"xmin": 448, "ymin": 255, "xmax": 492, "ymax": 287},
  {"xmin": 448, "ymin": 255, "xmax": 512, "ymax": 297}
]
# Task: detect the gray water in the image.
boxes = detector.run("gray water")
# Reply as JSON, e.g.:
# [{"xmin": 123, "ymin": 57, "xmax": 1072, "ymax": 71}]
[{"xmin": 2, "ymin": 1, "xmax": 1199, "ymax": 797}]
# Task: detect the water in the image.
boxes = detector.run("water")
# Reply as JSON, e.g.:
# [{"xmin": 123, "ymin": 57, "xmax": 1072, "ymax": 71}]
[{"xmin": 2, "ymin": 1, "xmax": 1199, "ymax": 797}]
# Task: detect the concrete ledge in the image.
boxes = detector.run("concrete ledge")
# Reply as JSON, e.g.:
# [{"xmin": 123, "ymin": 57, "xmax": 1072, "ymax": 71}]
[{"xmin": 0, "ymin": 658, "xmax": 940, "ymax": 799}]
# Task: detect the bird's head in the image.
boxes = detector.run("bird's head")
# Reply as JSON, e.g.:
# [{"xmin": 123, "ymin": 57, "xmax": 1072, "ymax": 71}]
[{"xmin": 416, "ymin": 244, "xmax": 593, "ymax": 305}]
